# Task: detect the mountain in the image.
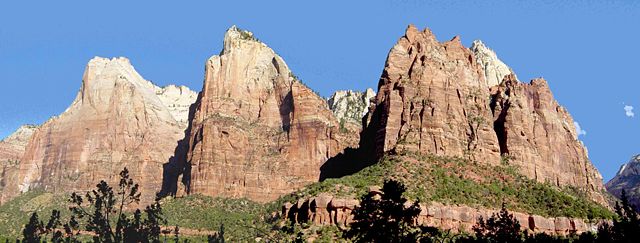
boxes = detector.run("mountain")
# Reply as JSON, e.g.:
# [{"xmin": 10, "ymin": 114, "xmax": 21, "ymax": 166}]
[
  {"xmin": 0, "ymin": 57, "xmax": 196, "ymax": 204},
  {"xmin": 168, "ymin": 26, "xmax": 357, "ymax": 202},
  {"xmin": 328, "ymin": 89, "xmax": 376, "ymax": 126},
  {"xmin": 359, "ymin": 25, "xmax": 606, "ymax": 204},
  {"xmin": 606, "ymin": 155, "xmax": 640, "ymax": 209},
  {"xmin": 0, "ymin": 125, "xmax": 38, "ymax": 194}
]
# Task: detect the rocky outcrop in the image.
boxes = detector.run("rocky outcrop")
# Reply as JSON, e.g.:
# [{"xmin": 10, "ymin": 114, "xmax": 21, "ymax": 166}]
[
  {"xmin": 180, "ymin": 26, "xmax": 355, "ymax": 202},
  {"xmin": 0, "ymin": 125, "xmax": 38, "ymax": 194},
  {"xmin": 155, "ymin": 85, "xmax": 198, "ymax": 128},
  {"xmin": 490, "ymin": 74, "xmax": 606, "ymax": 203},
  {"xmin": 328, "ymin": 89, "xmax": 376, "ymax": 126},
  {"xmin": 0, "ymin": 57, "xmax": 196, "ymax": 204},
  {"xmin": 0, "ymin": 125, "xmax": 37, "ymax": 162},
  {"xmin": 282, "ymin": 192, "xmax": 604, "ymax": 235},
  {"xmin": 470, "ymin": 40, "xmax": 515, "ymax": 87},
  {"xmin": 359, "ymin": 25, "xmax": 607, "ymax": 204},
  {"xmin": 606, "ymin": 155, "xmax": 640, "ymax": 209}
]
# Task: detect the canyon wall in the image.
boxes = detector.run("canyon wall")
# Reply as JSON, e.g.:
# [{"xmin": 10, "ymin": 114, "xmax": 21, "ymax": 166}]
[
  {"xmin": 180, "ymin": 26, "xmax": 356, "ymax": 202},
  {"xmin": 359, "ymin": 25, "xmax": 606, "ymax": 204},
  {"xmin": 0, "ymin": 57, "xmax": 196, "ymax": 204}
]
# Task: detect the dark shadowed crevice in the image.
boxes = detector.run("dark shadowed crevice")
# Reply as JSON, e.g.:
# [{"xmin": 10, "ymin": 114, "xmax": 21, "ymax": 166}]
[
  {"xmin": 157, "ymin": 92, "xmax": 201, "ymax": 199},
  {"xmin": 491, "ymin": 93, "xmax": 509, "ymax": 155}
]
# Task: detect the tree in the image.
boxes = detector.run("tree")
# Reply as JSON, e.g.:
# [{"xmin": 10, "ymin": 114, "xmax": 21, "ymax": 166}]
[
  {"xmin": 471, "ymin": 204, "xmax": 522, "ymax": 243},
  {"xmin": 22, "ymin": 167, "xmax": 168, "ymax": 243},
  {"xmin": 345, "ymin": 179, "xmax": 422, "ymax": 242},
  {"xmin": 22, "ymin": 212, "xmax": 43, "ymax": 243},
  {"xmin": 595, "ymin": 190, "xmax": 640, "ymax": 243}
]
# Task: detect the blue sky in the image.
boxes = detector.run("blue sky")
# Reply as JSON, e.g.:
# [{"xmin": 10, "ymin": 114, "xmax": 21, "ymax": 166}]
[{"xmin": 0, "ymin": 0, "xmax": 638, "ymax": 181}]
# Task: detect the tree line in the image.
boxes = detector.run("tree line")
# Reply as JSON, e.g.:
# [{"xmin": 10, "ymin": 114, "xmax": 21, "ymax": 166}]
[{"xmin": 14, "ymin": 170, "xmax": 640, "ymax": 242}]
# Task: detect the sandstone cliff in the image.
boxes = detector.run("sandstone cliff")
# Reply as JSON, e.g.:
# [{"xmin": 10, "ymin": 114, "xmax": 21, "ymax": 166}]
[
  {"xmin": 606, "ymin": 155, "xmax": 640, "ymax": 208},
  {"xmin": 359, "ymin": 25, "xmax": 606, "ymax": 204},
  {"xmin": 0, "ymin": 125, "xmax": 38, "ymax": 194},
  {"xmin": 328, "ymin": 89, "xmax": 376, "ymax": 126},
  {"xmin": 0, "ymin": 57, "xmax": 196, "ymax": 204},
  {"xmin": 179, "ymin": 26, "xmax": 355, "ymax": 202}
]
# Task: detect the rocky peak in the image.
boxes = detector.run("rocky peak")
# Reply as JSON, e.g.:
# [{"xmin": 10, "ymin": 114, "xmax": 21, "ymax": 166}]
[
  {"xmin": 222, "ymin": 25, "xmax": 265, "ymax": 55},
  {"xmin": 606, "ymin": 155, "xmax": 640, "ymax": 209},
  {"xmin": 0, "ymin": 57, "xmax": 189, "ymax": 204},
  {"xmin": 360, "ymin": 24, "xmax": 607, "ymax": 205},
  {"xmin": 177, "ymin": 26, "xmax": 355, "ymax": 202},
  {"xmin": 328, "ymin": 88, "xmax": 376, "ymax": 125},
  {"xmin": 470, "ymin": 40, "xmax": 515, "ymax": 87},
  {"xmin": 0, "ymin": 125, "xmax": 37, "ymax": 148},
  {"xmin": 154, "ymin": 85, "xmax": 197, "ymax": 127}
]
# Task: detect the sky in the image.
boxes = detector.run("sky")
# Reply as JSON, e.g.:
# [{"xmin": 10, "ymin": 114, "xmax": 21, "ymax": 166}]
[{"xmin": 0, "ymin": 0, "xmax": 638, "ymax": 181}]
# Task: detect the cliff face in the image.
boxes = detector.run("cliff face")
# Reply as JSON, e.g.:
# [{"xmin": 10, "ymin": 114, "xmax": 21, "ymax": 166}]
[
  {"xmin": 606, "ymin": 155, "xmax": 640, "ymax": 208},
  {"xmin": 490, "ymin": 75, "xmax": 605, "ymax": 200},
  {"xmin": 181, "ymin": 26, "xmax": 354, "ymax": 202},
  {"xmin": 328, "ymin": 89, "xmax": 376, "ymax": 126},
  {"xmin": 0, "ymin": 57, "xmax": 196, "ymax": 204},
  {"xmin": 0, "ymin": 125, "xmax": 38, "ymax": 194},
  {"xmin": 360, "ymin": 25, "xmax": 606, "ymax": 204}
]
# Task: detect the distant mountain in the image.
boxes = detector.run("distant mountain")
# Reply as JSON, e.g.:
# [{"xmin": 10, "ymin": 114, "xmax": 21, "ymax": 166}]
[
  {"xmin": 328, "ymin": 89, "xmax": 376, "ymax": 126},
  {"xmin": 0, "ymin": 57, "xmax": 196, "ymax": 204},
  {"xmin": 606, "ymin": 155, "xmax": 640, "ymax": 209}
]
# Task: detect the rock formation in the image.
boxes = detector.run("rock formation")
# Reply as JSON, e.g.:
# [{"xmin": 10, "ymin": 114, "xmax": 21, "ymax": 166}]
[
  {"xmin": 155, "ymin": 85, "xmax": 198, "ymax": 127},
  {"xmin": 180, "ymin": 26, "xmax": 355, "ymax": 202},
  {"xmin": 283, "ymin": 192, "xmax": 604, "ymax": 235},
  {"xmin": 328, "ymin": 89, "xmax": 376, "ymax": 126},
  {"xmin": 606, "ymin": 155, "xmax": 640, "ymax": 209},
  {"xmin": 359, "ymin": 25, "xmax": 606, "ymax": 204},
  {"xmin": 0, "ymin": 57, "xmax": 196, "ymax": 204},
  {"xmin": 470, "ymin": 40, "xmax": 515, "ymax": 87},
  {"xmin": 490, "ymin": 74, "xmax": 605, "ymax": 201},
  {"xmin": 0, "ymin": 125, "xmax": 38, "ymax": 194},
  {"xmin": 0, "ymin": 125, "xmax": 37, "ymax": 162}
]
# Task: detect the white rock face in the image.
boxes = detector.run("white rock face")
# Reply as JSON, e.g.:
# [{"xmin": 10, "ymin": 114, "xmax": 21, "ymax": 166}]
[
  {"xmin": 155, "ymin": 85, "xmax": 197, "ymax": 127},
  {"xmin": 328, "ymin": 88, "xmax": 376, "ymax": 125},
  {"xmin": 0, "ymin": 125, "xmax": 38, "ymax": 148},
  {"xmin": 470, "ymin": 40, "xmax": 514, "ymax": 86}
]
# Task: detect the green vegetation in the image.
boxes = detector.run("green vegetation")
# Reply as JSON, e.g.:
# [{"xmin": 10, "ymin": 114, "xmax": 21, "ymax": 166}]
[
  {"xmin": 0, "ymin": 153, "xmax": 613, "ymax": 241},
  {"xmin": 161, "ymin": 195, "xmax": 272, "ymax": 242},
  {"xmin": 276, "ymin": 152, "xmax": 613, "ymax": 220}
]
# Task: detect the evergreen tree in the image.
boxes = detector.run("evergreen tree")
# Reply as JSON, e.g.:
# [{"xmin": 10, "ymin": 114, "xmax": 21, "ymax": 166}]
[
  {"xmin": 472, "ymin": 204, "xmax": 522, "ymax": 243},
  {"xmin": 22, "ymin": 212, "xmax": 43, "ymax": 243},
  {"xmin": 346, "ymin": 179, "xmax": 422, "ymax": 243}
]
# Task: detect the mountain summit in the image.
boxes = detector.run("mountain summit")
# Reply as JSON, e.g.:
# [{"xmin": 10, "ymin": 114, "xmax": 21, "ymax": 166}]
[{"xmin": 0, "ymin": 57, "xmax": 196, "ymax": 204}]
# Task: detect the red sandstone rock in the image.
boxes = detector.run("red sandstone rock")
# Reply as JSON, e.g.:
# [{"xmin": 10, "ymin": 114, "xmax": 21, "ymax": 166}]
[
  {"xmin": 183, "ymin": 26, "xmax": 354, "ymax": 202},
  {"xmin": 0, "ymin": 57, "xmax": 195, "ymax": 204},
  {"xmin": 283, "ymin": 195, "xmax": 597, "ymax": 235},
  {"xmin": 360, "ymin": 24, "xmax": 607, "ymax": 204}
]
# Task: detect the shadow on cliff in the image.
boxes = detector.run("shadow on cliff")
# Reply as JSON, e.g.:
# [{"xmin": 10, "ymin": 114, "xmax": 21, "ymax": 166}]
[
  {"xmin": 157, "ymin": 94, "xmax": 200, "ymax": 198},
  {"xmin": 319, "ymin": 105, "xmax": 384, "ymax": 181}
]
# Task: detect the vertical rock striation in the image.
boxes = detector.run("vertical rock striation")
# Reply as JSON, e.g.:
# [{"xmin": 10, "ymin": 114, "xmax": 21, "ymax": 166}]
[
  {"xmin": 490, "ymin": 74, "xmax": 605, "ymax": 202},
  {"xmin": 0, "ymin": 125, "xmax": 38, "ymax": 195},
  {"xmin": 360, "ymin": 25, "xmax": 607, "ymax": 204},
  {"xmin": 182, "ymin": 26, "xmax": 354, "ymax": 202},
  {"xmin": 0, "ymin": 57, "xmax": 196, "ymax": 204}
]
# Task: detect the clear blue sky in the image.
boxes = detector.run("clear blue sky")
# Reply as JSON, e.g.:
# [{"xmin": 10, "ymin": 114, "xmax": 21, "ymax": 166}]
[{"xmin": 1, "ymin": 0, "xmax": 638, "ymax": 181}]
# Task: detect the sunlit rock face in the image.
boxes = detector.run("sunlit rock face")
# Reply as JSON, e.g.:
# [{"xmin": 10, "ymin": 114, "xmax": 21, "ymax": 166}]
[
  {"xmin": 181, "ymin": 26, "xmax": 355, "ymax": 202},
  {"xmin": 606, "ymin": 155, "xmax": 640, "ymax": 209},
  {"xmin": 328, "ymin": 88, "xmax": 376, "ymax": 126},
  {"xmin": 359, "ymin": 25, "xmax": 607, "ymax": 205},
  {"xmin": 0, "ymin": 57, "xmax": 196, "ymax": 204},
  {"xmin": 0, "ymin": 125, "xmax": 38, "ymax": 195}
]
